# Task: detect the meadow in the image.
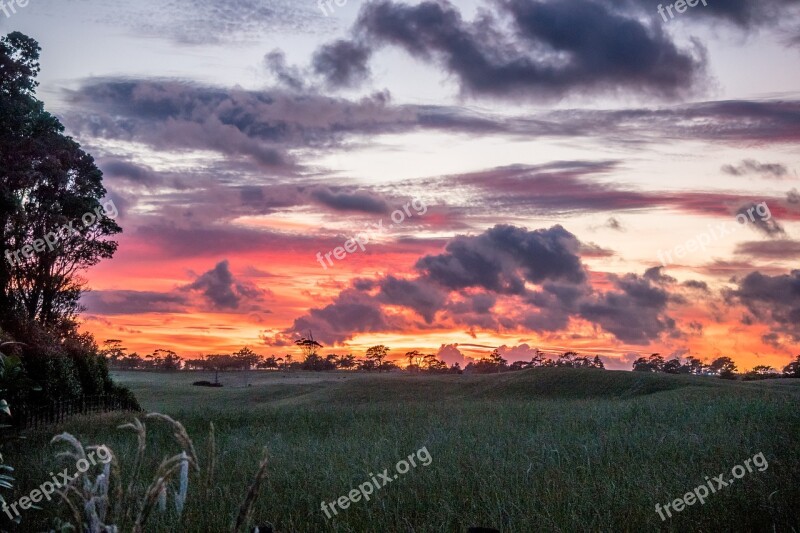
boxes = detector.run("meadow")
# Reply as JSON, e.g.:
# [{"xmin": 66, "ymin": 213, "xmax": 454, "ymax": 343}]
[{"xmin": 8, "ymin": 369, "xmax": 800, "ymax": 532}]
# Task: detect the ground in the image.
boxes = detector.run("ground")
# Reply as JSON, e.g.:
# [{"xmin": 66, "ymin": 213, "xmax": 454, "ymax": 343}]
[{"xmin": 7, "ymin": 369, "xmax": 800, "ymax": 532}]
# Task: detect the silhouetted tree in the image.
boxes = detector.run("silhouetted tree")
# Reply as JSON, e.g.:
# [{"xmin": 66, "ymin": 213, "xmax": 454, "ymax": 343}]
[
  {"xmin": 336, "ymin": 354, "xmax": 357, "ymax": 370},
  {"xmin": 358, "ymin": 358, "xmax": 377, "ymax": 372},
  {"xmin": 683, "ymin": 356, "xmax": 706, "ymax": 375},
  {"xmin": 405, "ymin": 350, "xmax": 427, "ymax": 371},
  {"xmin": 743, "ymin": 365, "xmax": 779, "ymax": 381},
  {"xmin": 233, "ymin": 347, "xmax": 261, "ymax": 369},
  {"xmin": 366, "ymin": 345, "xmax": 390, "ymax": 372},
  {"xmin": 783, "ymin": 355, "xmax": 800, "ymax": 378},
  {"xmin": 257, "ymin": 355, "xmax": 281, "ymax": 370},
  {"xmin": 662, "ymin": 358, "xmax": 683, "ymax": 374},
  {"xmin": 632, "ymin": 354, "xmax": 665, "ymax": 372},
  {"xmin": 100, "ymin": 339, "xmax": 127, "ymax": 368},
  {"xmin": 0, "ymin": 33, "xmax": 121, "ymax": 335},
  {"xmin": 295, "ymin": 335, "xmax": 322, "ymax": 360},
  {"xmin": 489, "ymin": 349, "xmax": 507, "ymax": 372},
  {"xmin": 147, "ymin": 349, "xmax": 181, "ymax": 371},
  {"xmin": 709, "ymin": 357, "xmax": 737, "ymax": 379}
]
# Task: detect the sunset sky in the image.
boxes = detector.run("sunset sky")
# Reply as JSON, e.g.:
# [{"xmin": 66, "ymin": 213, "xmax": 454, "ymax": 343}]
[{"xmin": 5, "ymin": 0, "xmax": 800, "ymax": 370}]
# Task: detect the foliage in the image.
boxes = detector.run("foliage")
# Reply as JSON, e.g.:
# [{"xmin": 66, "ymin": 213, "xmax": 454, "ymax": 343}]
[
  {"xmin": 0, "ymin": 32, "xmax": 135, "ymax": 418},
  {"xmin": 0, "ymin": 32, "xmax": 120, "ymax": 334},
  {"xmin": 0, "ymin": 342, "xmax": 20, "ymax": 527},
  {"xmin": 465, "ymin": 350, "xmax": 604, "ymax": 374},
  {"xmin": 632, "ymin": 353, "xmax": 665, "ymax": 373},
  {"xmin": 783, "ymin": 355, "xmax": 800, "ymax": 378},
  {"xmin": 365, "ymin": 345, "xmax": 390, "ymax": 372},
  {"xmin": 628, "ymin": 354, "xmax": 799, "ymax": 381},
  {"xmin": 294, "ymin": 336, "xmax": 322, "ymax": 360}
]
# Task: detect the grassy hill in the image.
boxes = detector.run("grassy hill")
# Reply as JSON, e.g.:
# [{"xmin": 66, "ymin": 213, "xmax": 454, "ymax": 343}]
[
  {"xmin": 112, "ymin": 367, "xmax": 766, "ymax": 409},
  {"xmin": 8, "ymin": 370, "xmax": 800, "ymax": 532}
]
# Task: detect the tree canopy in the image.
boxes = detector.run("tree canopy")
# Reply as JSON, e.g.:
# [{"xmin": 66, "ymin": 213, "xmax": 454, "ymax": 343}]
[{"xmin": 0, "ymin": 32, "xmax": 120, "ymax": 337}]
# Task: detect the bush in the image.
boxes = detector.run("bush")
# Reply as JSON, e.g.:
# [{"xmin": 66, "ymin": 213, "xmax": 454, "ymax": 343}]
[
  {"xmin": 2, "ymin": 322, "xmax": 139, "ymax": 410},
  {"xmin": 193, "ymin": 381, "xmax": 223, "ymax": 388}
]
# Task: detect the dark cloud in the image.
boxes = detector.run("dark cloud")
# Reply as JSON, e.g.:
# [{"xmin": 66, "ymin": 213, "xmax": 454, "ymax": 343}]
[
  {"xmin": 270, "ymin": 224, "xmax": 680, "ymax": 346},
  {"xmin": 313, "ymin": 40, "xmax": 373, "ymax": 89},
  {"xmin": 722, "ymin": 159, "xmax": 790, "ymax": 179},
  {"xmin": 331, "ymin": 0, "xmax": 705, "ymax": 100},
  {"xmin": 579, "ymin": 243, "xmax": 616, "ymax": 258},
  {"xmin": 522, "ymin": 282, "xmax": 587, "ymax": 333},
  {"xmin": 68, "ymin": 79, "xmax": 800, "ymax": 179},
  {"xmin": 622, "ymin": 0, "xmax": 800, "ymax": 29},
  {"xmin": 542, "ymin": 100, "xmax": 800, "ymax": 145},
  {"xmin": 728, "ymin": 270, "xmax": 800, "ymax": 341},
  {"xmin": 579, "ymin": 271, "xmax": 675, "ymax": 344},
  {"xmin": 66, "ymin": 80, "xmax": 412, "ymax": 173},
  {"xmin": 100, "ymin": 159, "xmax": 156, "ymax": 185},
  {"xmin": 289, "ymin": 288, "xmax": 396, "ymax": 345},
  {"xmin": 444, "ymin": 293, "xmax": 499, "ymax": 330},
  {"xmin": 762, "ymin": 332, "xmax": 784, "ymax": 350},
  {"xmin": 696, "ymin": 259, "xmax": 788, "ymax": 278},
  {"xmin": 735, "ymin": 240, "xmax": 800, "ymax": 259},
  {"xmin": 181, "ymin": 260, "xmax": 266, "ymax": 310},
  {"xmin": 265, "ymin": 50, "xmax": 307, "ymax": 92},
  {"xmin": 309, "ymin": 187, "xmax": 390, "ymax": 214},
  {"xmin": 735, "ymin": 203, "xmax": 785, "ymax": 237},
  {"xmin": 378, "ymin": 276, "xmax": 447, "ymax": 323},
  {"xmin": 416, "ymin": 225, "xmax": 587, "ymax": 295},
  {"xmin": 434, "ymin": 162, "xmax": 793, "ymax": 219},
  {"xmin": 683, "ymin": 280, "xmax": 709, "ymax": 292},
  {"xmin": 82, "ymin": 291, "xmax": 188, "ymax": 315},
  {"xmin": 605, "ymin": 217, "xmax": 624, "ymax": 231}
]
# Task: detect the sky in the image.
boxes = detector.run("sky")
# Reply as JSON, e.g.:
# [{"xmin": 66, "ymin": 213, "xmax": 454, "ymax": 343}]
[{"xmin": 3, "ymin": 0, "xmax": 800, "ymax": 370}]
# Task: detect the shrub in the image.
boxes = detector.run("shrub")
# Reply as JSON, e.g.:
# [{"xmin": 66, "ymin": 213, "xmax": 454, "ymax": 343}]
[{"xmin": 192, "ymin": 381, "xmax": 223, "ymax": 388}]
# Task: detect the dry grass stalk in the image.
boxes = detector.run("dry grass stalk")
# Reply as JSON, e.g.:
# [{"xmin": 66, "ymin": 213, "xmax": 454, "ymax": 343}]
[
  {"xmin": 145, "ymin": 413, "xmax": 200, "ymax": 472},
  {"xmin": 118, "ymin": 417, "xmax": 146, "ymax": 523},
  {"xmin": 205, "ymin": 421, "xmax": 216, "ymax": 499},
  {"xmin": 132, "ymin": 453, "xmax": 195, "ymax": 533},
  {"xmin": 232, "ymin": 449, "xmax": 269, "ymax": 533}
]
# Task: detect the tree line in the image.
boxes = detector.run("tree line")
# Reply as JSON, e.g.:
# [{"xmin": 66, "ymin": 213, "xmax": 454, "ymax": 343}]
[
  {"xmin": 101, "ymin": 337, "xmax": 606, "ymax": 375},
  {"xmin": 632, "ymin": 353, "xmax": 800, "ymax": 380}
]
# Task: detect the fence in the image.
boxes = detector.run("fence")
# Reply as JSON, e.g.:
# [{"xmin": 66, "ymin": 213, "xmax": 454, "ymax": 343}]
[{"xmin": 10, "ymin": 394, "xmax": 141, "ymax": 430}]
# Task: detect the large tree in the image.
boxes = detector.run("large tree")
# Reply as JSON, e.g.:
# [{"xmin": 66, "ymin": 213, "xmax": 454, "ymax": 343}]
[
  {"xmin": 0, "ymin": 32, "xmax": 120, "ymax": 336},
  {"xmin": 365, "ymin": 345, "xmax": 390, "ymax": 372}
]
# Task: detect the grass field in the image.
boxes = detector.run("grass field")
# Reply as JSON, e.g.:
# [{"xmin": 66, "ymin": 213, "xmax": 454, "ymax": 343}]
[{"xmin": 7, "ymin": 369, "xmax": 800, "ymax": 532}]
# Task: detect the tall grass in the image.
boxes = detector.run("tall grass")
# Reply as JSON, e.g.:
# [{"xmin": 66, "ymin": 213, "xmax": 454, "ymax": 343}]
[{"xmin": 6, "ymin": 369, "xmax": 800, "ymax": 532}]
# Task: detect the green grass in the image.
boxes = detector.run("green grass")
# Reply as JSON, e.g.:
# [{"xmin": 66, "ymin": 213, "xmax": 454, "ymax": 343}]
[{"xmin": 6, "ymin": 369, "xmax": 800, "ymax": 532}]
